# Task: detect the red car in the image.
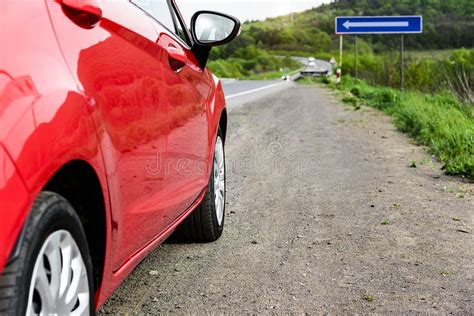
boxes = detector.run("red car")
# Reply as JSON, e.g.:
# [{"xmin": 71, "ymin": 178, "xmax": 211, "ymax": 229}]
[{"xmin": 0, "ymin": 0, "xmax": 240, "ymax": 313}]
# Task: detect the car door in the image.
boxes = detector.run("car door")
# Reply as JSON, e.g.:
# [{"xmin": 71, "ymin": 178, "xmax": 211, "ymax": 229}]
[
  {"xmin": 159, "ymin": 30, "xmax": 212, "ymax": 220},
  {"xmin": 46, "ymin": 0, "xmax": 172, "ymax": 271},
  {"xmin": 132, "ymin": 0, "xmax": 213, "ymax": 222}
]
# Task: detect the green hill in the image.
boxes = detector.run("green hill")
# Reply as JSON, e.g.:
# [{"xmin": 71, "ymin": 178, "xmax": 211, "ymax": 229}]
[{"xmin": 213, "ymin": 0, "xmax": 474, "ymax": 59}]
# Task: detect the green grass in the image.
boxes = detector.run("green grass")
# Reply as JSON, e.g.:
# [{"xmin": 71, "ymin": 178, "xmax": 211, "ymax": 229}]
[
  {"xmin": 321, "ymin": 76, "xmax": 474, "ymax": 179},
  {"xmin": 296, "ymin": 77, "xmax": 321, "ymax": 85},
  {"xmin": 406, "ymin": 49, "xmax": 453, "ymax": 60},
  {"xmin": 245, "ymin": 70, "xmax": 288, "ymax": 80},
  {"xmin": 363, "ymin": 291, "xmax": 376, "ymax": 302},
  {"xmin": 440, "ymin": 270, "xmax": 454, "ymax": 277}
]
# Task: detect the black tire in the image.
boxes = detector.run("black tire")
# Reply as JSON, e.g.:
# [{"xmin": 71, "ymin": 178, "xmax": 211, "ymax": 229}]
[
  {"xmin": 173, "ymin": 128, "xmax": 226, "ymax": 242},
  {"xmin": 0, "ymin": 191, "xmax": 95, "ymax": 315}
]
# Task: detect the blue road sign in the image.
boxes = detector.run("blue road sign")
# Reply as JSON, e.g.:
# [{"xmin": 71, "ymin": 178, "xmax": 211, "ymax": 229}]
[{"xmin": 336, "ymin": 16, "xmax": 423, "ymax": 34}]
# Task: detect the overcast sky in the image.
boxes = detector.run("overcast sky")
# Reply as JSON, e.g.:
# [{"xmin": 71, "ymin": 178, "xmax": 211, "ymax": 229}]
[{"xmin": 176, "ymin": 0, "xmax": 331, "ymax": 25}]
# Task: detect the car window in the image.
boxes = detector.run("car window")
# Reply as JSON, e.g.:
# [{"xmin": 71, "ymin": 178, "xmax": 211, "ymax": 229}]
[
  {"xmin": 130, "ymin": 0, "xmax": 190, "ymax": 45},
  {"xmin": 170, "ymin": 7, "xmax": 189, "ymax": 44}
]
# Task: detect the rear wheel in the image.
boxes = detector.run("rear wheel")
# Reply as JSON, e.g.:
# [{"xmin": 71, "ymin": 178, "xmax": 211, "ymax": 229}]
[
  {"xmin": 0, "ymin": 192, "xmax": 94, "ymax": 315},
  {"xmin": 173, "ymin": 128, "xmax": 226, "ymax": 242}
]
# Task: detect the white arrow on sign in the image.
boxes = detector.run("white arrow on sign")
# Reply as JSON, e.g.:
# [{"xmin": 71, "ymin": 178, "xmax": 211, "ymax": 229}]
[{"xmin": 343, "ymin": 20, "xmax": 409, "ymax": 29}]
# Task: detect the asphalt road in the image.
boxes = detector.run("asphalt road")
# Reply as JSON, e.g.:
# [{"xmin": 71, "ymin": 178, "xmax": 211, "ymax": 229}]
[
  {"xmin": 293, "ymin": 56, "xmax": 333, "ymax": 76},
  {"xmin": 99, "ymin": 83, "xmax": 473, "ymax": 313},
  {"xmin": 222, "ymin": 79, "xmax": 293, "ymax": 107},
  {"xmin": 222, "ymin": 79, "xmax": 284, "ymax": 96}
]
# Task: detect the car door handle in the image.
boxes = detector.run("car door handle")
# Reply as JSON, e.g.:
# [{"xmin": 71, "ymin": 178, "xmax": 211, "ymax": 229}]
[
  {"xmin": 167, "ymin": 45, "xmax": 187, "ymax": 73},
  {"xmin": 60, "ymin": 0, "xmax": 102, "ymax": 29}
]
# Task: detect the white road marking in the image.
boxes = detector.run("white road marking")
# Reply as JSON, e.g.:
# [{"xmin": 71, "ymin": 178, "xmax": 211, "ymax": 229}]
[{"xmin": 225, "ymin": 82, "xmax": 289, "ymax": 100}]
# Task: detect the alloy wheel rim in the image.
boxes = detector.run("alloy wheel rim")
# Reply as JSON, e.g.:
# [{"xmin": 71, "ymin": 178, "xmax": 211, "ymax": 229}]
[
  {"xmin": 26, "ymin": 230, "xmax": 90, "ymax": 315},
  {"xmin": 213, "ymin": 136, "xmax": 225, "ymax": 226}
]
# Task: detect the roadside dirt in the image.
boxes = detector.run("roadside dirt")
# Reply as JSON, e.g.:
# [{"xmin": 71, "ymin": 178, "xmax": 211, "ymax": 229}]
[{"xmin": 99, "ymin": 85, "xmax": 473, "ymax": 313}]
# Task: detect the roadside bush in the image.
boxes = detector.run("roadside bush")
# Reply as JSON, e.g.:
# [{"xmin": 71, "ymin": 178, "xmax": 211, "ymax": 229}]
[
  {"xmin": 393, "ymin": 93, "xmax": 474, "ymax": 176},
  {"xmin": 341, "ymin": 49, "xmax": 473, "ymax": 105},
  {"xmin": 207, "ymin": 59, "xmax": 248, "ymax": 79},
  {"xmin": 373, "ymin": 89, "xmax": 400, "ymax": 110},
  {"xmin": 334, "ymin": 76, "xmax": 474, "ymax": 178},
  {"xmin": 322, "ymin": 76, "xmax": 331, "ymax": 85},
  {"xmin": 350, "ymin": 87, "xmax": 361, "ymax": 97},
  {"xmin": 405, "ymin": 59, "xmax": 441, "ymax": 93},
  {"xmin": 342, "ymin": 95, "xmax": 357, "ymax": 105},
  {"xmin": 208, "ymin": 50, "xmax": 302, "ymax": 80},
  {"xmin": 442, "ymin": 49, "xmax": 474, "ymax": 104}
]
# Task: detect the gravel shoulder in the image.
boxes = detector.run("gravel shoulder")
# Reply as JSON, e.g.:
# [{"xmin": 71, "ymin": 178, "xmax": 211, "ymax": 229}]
[{"xmin": 99, "ymin": 85, "xmax": 473, "ymax": 314}]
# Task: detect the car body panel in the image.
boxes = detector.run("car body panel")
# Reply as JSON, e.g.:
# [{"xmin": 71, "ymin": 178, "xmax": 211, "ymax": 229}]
[
  {"xmin": 0, "ymin": 0, "xmax": 94, "ymax": 273},
  {"xmin": 98, "ymin": 186, "xmax": 207, "ymax": 305},
  {"xmin": 0, "ymin": 145, "xmax": 31, "ymax": 273},
  {"xmin": 156, "ymin": 32, "xmax": 211, "ymax": 217}
]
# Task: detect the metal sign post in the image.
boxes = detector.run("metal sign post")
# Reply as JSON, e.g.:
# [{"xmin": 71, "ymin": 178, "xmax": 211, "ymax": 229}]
[
  {"xmin": 339, "ymin": 35, "xmax": 343, "ymax": 68},
  {"xmin": 335, "ymin": 16, "xmax": 422, "ymax": 90},
  {"xmin": 400, "ymin": 34, "xmax": 405, "ymax": 91},
  {"xmin": 354, "ymin": 35, "xmax": 358, "ymax": 79}
]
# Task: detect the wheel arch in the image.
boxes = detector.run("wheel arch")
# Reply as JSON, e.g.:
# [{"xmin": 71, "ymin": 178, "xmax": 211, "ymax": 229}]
[{"xmin": 42, "ymin": 160, "xmax": 107, "ymax": 292}]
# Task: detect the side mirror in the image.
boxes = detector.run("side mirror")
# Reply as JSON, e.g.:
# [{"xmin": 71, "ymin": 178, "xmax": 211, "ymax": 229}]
[{"xmin": 191, "ymin": 11, "xmax": 241, "ymax": 47}]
